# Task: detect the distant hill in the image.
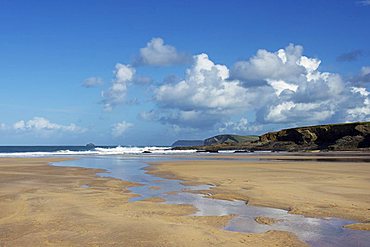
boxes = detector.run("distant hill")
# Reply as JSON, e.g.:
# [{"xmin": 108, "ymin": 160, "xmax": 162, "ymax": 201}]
[
  {"xmin": 171, "ymin": 140, "xmax": 204, "ymax": 147},
  {"xmin": 204, "ymin": 134, "xmax": 259, "ymax": 146}
]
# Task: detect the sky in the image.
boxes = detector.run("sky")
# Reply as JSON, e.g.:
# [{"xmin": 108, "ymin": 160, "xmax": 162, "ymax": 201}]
[{"xmin": 0, "ymin": 0, "xmax": 370, "ymax": 145}]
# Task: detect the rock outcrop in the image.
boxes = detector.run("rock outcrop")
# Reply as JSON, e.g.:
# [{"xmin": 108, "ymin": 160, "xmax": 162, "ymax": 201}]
[
  {"xmin": 173, "ymin": 122, "xmax": 370, "ymax": 152},
  {"xmin": 260, "ymin": 122, "xmax": 370, "ymax": 150}
]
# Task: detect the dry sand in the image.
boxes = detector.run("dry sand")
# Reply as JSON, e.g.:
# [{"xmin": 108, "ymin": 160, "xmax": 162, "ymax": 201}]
[
  {"xmin": 149, "ymin": 154, "xmax": 370, "ymax": 228},
  {"xmin": 0, "ymin": 158, "xmax": 305, "ymax": 246}
]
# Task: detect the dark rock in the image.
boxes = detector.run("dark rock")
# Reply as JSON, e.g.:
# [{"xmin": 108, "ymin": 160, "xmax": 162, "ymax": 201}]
[
  {"xmin": 175, "ymin": 122, "xmax": 370, "ymax": 152},
  {"xmin": 260, "ymin": 122, "xmax": 370, "ymax": 151},
  {"xmin": 86, "ymin": 143, "xmax": 95, "ymax": 150}
]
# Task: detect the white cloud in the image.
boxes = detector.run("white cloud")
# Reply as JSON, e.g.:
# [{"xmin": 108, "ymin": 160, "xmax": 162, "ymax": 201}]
[
  {"xmin": 153, "ymin": 46, "xmax": 347, "ymax": 129},
  {"xmin": 152, "ymin": 53, "xmax": 277, "ymax": 129},
  {"xmin": 13, "ymin": 117, "xmax": 86, "ymax": 133},
  {"xmin": 147, "ymin": 44, "xmax": 370, "ymax": 132},
  {"xmin": 155, "ymin": 53, "xmax": 250, "ymax": 111},
  {"xmin": 102, "ymin": 64, "xmax": 135, "ymax": 111},
  {"xmin": 82, "ymin": 77, "xmax": 103, "ymax": 88},
  {"xmin": 218, "ymin": 118, "xmax": 262, "ymax": 133},
  {"xmin": 361, "ymin": 66, "xmax": 370, "ymax": 76},
  {"xmin": 355, "ymin": 66, "xmax": 370, "ymax": 83},
  {"xmin": 13, "ymin": 120, "xmax": 25, "ymax": 130},
  {"xmin": 267, "ymin": 79, "xmax": 298, "ymax": 96},
  {"xmin": 357, "ymin": 0, "xmax": 370, "ymax": 6},
  {"xmin": 264, "ymin": 101, "xmax": 335, "ymax": 123},
  {"xmin": 137, "ymin": 38, "xmax": 189, "ymax": 66},
  {"xmin": 0, "ymin": 123, "xmax": 6, "ymax": 130},
  {"xmin": 346, "ymin": 87, "xmax": 370, "ymax": 122},
  {"xmin": 229, "ymin": 44, "xmax": 350, "ymax": 124},
  {"xmin": 112, "ymin": 121, "xmax": 133, "ymax": 137},
  {"xmin": 231, "ymin": 44, "xmax": 306, "ymax": 86},
  {"xmin": 349, "ymin": 66, "xmax": 370, "ymax": 84},
  {"xmin": 265, "ymin": 101, "xmax": 295, "ymax": 123}
]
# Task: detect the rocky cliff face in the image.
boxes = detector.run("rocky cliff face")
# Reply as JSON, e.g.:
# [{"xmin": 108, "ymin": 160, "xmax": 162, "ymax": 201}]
[
  {"xmin": 172, "ymin": 122, "xmax": 370, "ymax": 152},
  {"xmin": 260, "ymin": 122, "xmax": 370, "ymax": 150}
]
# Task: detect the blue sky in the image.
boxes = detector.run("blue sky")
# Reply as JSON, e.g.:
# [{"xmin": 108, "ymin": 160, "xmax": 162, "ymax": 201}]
[{"xmin": 0, "ymin": 0, "xmax": 369, "ymax": 145}]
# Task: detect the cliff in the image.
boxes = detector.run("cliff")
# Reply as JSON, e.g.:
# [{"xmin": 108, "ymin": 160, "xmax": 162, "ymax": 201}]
[
  {"xmin": 260, "ymin": 122, "xmax": 370, "ymax": 151},
  {"xmin": 173, "ymin": 122, "xmax": 370, "ymax": 152}
]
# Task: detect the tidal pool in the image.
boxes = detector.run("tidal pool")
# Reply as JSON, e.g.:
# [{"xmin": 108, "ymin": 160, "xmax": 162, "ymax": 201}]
[{"xmin": 54, "ymin": 155, "xmax": 370, "ymax": 247}]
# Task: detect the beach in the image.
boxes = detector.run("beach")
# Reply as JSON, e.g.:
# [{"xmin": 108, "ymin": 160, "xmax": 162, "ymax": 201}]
[
  {"xmin": 149, "ymin": 154, "xmax": 370, "ymax": 229},
  {"xmin": 0, "ymin": 157, "xmax": 305, "ymax": 246}
]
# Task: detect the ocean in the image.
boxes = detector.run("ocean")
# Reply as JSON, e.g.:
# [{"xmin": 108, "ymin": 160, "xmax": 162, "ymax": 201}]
[{"xmin": 0, "ymin": 146, "xmax": 197, "ymax": 157}]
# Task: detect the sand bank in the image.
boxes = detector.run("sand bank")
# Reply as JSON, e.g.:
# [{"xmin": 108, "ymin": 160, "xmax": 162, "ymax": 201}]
[
  {"xmin": 0, "ymin": 158, "xmax": 305, "ymax": 246},
  {"xmin": 149, "ymin": 154, "xmax": 370, "ymax": 226}
]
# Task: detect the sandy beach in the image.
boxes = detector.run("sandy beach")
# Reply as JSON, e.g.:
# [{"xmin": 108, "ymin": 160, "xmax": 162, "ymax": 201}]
[
  {"xmin": 0, "ymin": 158, "xmax": 305, "ymax": 246},
  {"xmin": 149, "ymin": 154, "xmax": 370, "ymax": 231}
]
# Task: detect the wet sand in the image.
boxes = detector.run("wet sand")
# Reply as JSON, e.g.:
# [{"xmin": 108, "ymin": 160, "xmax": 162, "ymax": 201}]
[
  {"xmin": 149, "ymin": 154, "xmax": 370, "ymax": 229},
  {"xmin": 0, "ymin": 158, "xmax": 305, "ymax": 246}
]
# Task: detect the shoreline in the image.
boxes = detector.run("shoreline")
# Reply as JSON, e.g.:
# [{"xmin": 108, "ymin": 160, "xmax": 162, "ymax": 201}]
[
  {"xmin": 0, "ymin": 157, "xmax": 306, "ymax": 246},
  {"xmin": 147, "ymin": 154, "xmax": 370, "ymax": 230}
]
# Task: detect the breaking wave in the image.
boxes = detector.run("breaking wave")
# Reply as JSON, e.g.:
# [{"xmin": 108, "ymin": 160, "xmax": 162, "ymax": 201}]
[{"xmin": 0, "ymin": 146, "xmax": 198, "ymax": 157}]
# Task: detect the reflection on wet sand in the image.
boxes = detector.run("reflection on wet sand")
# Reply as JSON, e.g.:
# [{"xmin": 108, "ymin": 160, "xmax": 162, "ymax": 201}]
[{"xmin": 57, "ymin": 154, "xmax": 370, "ymax": 247}]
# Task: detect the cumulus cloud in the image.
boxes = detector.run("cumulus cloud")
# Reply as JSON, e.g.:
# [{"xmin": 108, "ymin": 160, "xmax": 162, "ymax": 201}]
[
  {"xmin": 112, "ymin": 121, "xmax": 133, "ymax": 137},
  {"xmin": 13, "ymin": 117, "xmax": 86, "ymax": 133},
  {"xmin": 151, "ymin": 53, "xmax": 275, "ymax": 129},
  {"xmin": 263, "ymin": 101, "xmax": 336, "ymax": 123},
  {"xmin": 217, "ymin": 118, "xmax": 262, "ymax": 133},
  {"xmin": 354, "ymin": 66, "xmax": 370, "ymax": 83},
  {"xmin": 102, "ymin": 64, "xmax": 135, "ymax": 111},
  {"xmin": 150, "ymin": 43, "xmax": 370, "ymax": 131},
  {"xmin": 156, "ymin": 53, "xmax": 249, "ymax": 111},
  {"xmin": 336, "ymin": 50, "xmax": 364, "ymax": 62},
  {"xmin": 136, "ymin": 38, "xmax": 189, "ymax": 66},
  {"xmin": 231, "ymin": 44, "xmax": 308, "ymax": 86},
  {"xmin": 345, "ymin": 87, "xmax": 370, "ymax": 122},
  {"xmin": 228, "ymin": 44, "xmax": 353, "ymax": 125},
  {"xmin": 82, "ymin": 77, "xmax": 104, "ymax": 87}
]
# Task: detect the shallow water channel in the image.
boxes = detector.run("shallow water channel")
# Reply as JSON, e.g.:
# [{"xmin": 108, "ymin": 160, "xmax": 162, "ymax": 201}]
[{"xmin": 54, "ymin": 155, "xmax": 370, "ymax": 247}]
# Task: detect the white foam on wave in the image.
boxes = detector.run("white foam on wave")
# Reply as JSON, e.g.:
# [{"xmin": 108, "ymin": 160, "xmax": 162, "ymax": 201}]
[
  {"xmin": 93, "ymin": 146, "xmax": 198, "ymax": 155},
  {"xmin": 0, "ymin": 146, "xmax": 198, "ymax": 157}
]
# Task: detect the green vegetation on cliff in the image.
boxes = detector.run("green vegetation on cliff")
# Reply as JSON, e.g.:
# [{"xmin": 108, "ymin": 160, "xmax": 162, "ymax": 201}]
[{"xmin": 204, "ymin": 134, "xmax": 259, "ymax": 146}]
